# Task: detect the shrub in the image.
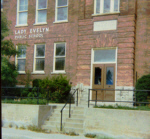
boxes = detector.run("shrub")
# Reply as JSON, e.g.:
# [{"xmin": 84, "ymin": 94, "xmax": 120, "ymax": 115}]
[
  {"xmin": 33, "ymin": 79, "xmax": 42, "ymax": 87},
  {"xmin": 39, "ymin": 75, "xmax": 71, "ymax": 103},
  {"xmin": 135, "ymin": 74, "xmax": 150, "ymax": 105},
  {"xmin": 85, "ymin": 133, "xmax": 97, "ymax": 138}
]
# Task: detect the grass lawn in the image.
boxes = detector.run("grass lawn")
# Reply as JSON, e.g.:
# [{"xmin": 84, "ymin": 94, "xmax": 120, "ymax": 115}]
[
  {"xmin": 94, "ymin": 105, "xmax": 150, "ymax": 111},
  {"xmin": 1, "ymin": 98, "xmax": 56, "ymax": 105}
]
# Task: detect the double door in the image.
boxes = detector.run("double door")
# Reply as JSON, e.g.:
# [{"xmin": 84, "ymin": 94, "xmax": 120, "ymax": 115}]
[{"xmin": 92, "ymin": 64, "xmax": 115, "ymax": 101}]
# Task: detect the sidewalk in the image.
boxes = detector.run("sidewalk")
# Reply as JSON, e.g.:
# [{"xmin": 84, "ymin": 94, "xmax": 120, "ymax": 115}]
[{"xmin": 2, "ymin": 128, "xmax": 88, "ymax": 139}]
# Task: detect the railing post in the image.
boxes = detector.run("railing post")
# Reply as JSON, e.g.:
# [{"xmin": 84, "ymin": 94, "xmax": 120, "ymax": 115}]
[
  {"xmin": 60, "ymin": 110, "xmax": 62, "ymax": 131},
  {"xmin": 95, "ymin": 91, "xmax": 97, "ymax": 106},
  {"xmin": 37, "ymin": 87, "xmax": 39, "ymax": 104},
  {"xmin": 135, "ymin": 89, "xmax": 136, "ymax": 106},
  {"xmin": 69, "ymin": 98, "xmax": 71, "ymax": 118},
  {"xmin": 77, "ymin": 89, "xmax": 78, "ymax": 106}
]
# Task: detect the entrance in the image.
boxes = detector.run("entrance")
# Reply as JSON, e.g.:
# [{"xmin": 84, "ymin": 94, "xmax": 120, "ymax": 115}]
[{"xmin": 92, "ymin": 64, "xmax": 115, "ymax": 101}]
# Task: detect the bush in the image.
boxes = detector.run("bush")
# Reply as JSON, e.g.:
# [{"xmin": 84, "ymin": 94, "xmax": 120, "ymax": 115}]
[
  {"xmin": 39, "ymin": 75, "xmax": 71, "ymax": 103},
  {"xmin": 33, "ymin": 79, "xmax": 42, "ymax": 87},
  {"xmin": 135, "ymin": 74, "xmax": 150, "ymax": 104}
]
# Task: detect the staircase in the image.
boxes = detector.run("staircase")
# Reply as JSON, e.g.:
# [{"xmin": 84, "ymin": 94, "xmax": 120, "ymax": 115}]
[{"xmin": 41, "ymin": 86, "xmax": 90, "ymax": 134}]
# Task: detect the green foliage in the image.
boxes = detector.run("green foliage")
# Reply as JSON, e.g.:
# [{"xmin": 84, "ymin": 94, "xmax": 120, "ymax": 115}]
[
  {"xmin": 21, "ymin": 71, "xmax": 32, "ymax": 97},
  {"xmin": 2, "ymin": 98, "xmax": 47, "ymax": 105},
  {"xmin": 1, "ymin": 12, "xmax": 10, "ymax": 41},
  {"xmin": 33, "ymin": 79, "xmax": 42, "ymax": 87},
  {"xmin": 39, "ymin": 75, "xmax": 71, "ymax": 103},
  {"xmin": 135, "ymin": 74, "xmax": 150, "ymax": 104},
  {"xmin": 85, "ymin": 133, "xmax": 97, "ymax": 138},
  {"xmin": 1, "ymin": 57, "xmax": 18, "ymax": 87},
  {"xmin": 27, "ymin": 125, "xmax": 49, "ymax": 133},
  {"xmin": 94, "ymin": 105, "xmax": 150, "ymax": 111},
  {"xmin": 1, "ymin": 12, "xmax": 19, "ymax": 87}
]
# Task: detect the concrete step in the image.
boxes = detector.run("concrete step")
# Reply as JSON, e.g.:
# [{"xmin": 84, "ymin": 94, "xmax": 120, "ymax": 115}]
[
  {"xmin": 72, "ymin": 110, "xmax": 84, "ymax": 114},
  {"xmin": 66, "ymin": 118, "xmax": 84, "ymax": 124},
  {"xmin": 64, "ymin": 122, "xmax": 83, "ymax": 128},
  {"xmin": 63, "ymin": 127, "xmax": 84, "ymax": 134},
  {"xmin": 73, "ymin": 107, "xmax": 84, "ymax": 110},
  {"xmin": 44, "ymin": 121, "xmax": 61, "ymax": 126},
  {"xmin": 71, "ymin": 114, "xmax": 84, "ymax": 119},
  {"xmin": 41, "ymin": 125, "xmax": 60, "ymax": 132}
]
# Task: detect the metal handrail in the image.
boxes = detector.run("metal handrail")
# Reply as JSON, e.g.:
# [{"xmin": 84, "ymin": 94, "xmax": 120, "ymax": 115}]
[
  {"xmin": 88, "ymin": 89, "xmax": 150, "ymax": 107},
  {"xmin": 60, "ymin": 88, "xmax": 79, "ymax": 131}
]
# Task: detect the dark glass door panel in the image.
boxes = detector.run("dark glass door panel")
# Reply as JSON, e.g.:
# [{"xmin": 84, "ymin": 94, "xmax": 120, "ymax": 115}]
[{"xmin": 94, "ymin": 67, "xmax": 102, "ymax": 85}]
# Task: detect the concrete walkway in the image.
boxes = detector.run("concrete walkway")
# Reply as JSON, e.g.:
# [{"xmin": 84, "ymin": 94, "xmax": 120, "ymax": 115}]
[{"xmin": 2, "ymin": 128, "xmax": 88, "ymax": 139}]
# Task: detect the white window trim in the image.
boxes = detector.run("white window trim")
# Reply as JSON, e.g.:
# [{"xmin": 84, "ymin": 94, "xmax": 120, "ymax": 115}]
[
  {"xmin": 55, "ymin": 0, "xmax": 68, "ymax": 23},
  {"xmin": 35, "ymin": 0, "xmax": 47, "ymax": 25},
  {"xmin": 33, "ymin": 44, "xmax": 46, "ymax": 73},
  {"xmin": 15, "ymin": 45, "xmax": 26, "ymax": 74},
  {"xmin": 52, "ymin": 42, "xmax": 66, "ymax": 73},
  {"xmin": 93, "ymin": 0, "xmax": 120, "ymax": 15},
  {"xmin": 16, "ymin": 0, "xmax": 28, "ymax": 26}
]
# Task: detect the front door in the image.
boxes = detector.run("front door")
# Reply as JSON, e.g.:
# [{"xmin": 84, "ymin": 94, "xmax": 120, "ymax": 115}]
[{"xmin": 92, "ymin": 64, "xmax": 115, "ymax": 101}]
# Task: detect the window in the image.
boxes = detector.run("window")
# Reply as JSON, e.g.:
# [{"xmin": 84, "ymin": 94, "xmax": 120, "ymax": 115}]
[
  {"xmin": 33, "ymin": 44, "xmax": 45, "ymax": 73},
  {"xmin": 53, "ymin": 43, "xmax": 66, "ymax": 72},
  {"xmin": 35, "ymin": 0, "xmax": 47, "ymax": 24},
  {"xmin": 16, "ymin": 45, "xmax": 26, "ymax": 73},
  {"xmin": 94, "ymin": 0, "xmax": 119, "ymax": 15},
  {"xmin": 17, "ymin": 0, "xmax": 28, "ymax": 25},
  {"xmin": 55, "ymin": 0, "xmax": 68, "ymax": 22}
]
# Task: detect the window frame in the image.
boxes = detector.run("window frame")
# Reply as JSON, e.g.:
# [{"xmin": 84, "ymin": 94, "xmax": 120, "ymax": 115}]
[
  {"xmin": 15, "ymin": 45, "xmax": 27, "ymax": 74},
  {"xmin": 33, "ymin": 44, "xmax": 46, "ymax": 73},
  {"xmin": 93, "ymin": 0, "xmax": 120, "ymax": 15},
  {"xmin": 16, "ymin": 0, "xmax": 28, "ymax": 26},
  {"xmin": 55, "ymin": 0, "xmax": 68, "ymax": 23},
  {"xmin": 53, "ymin": 42, "xmax": 66, "ymax": 73},
  {"xmin": 35, "ymin": 0, "xmax": 48, "ymax": 24}
]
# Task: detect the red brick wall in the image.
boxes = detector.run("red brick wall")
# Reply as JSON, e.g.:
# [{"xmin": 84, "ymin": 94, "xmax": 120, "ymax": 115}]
[
  {"xmin": 77, "ymin": 0, "xmax": 136, "ymax": 86},
  {"xmin": 3, "ymin": 0, "xmax": 79, "ymax": 86},
  {"xmin": 4, "ymin": 0, "xmax": 149, "ymax": 87},
  {"xmin": 135, "ymin": 0, "xmax": 150, "ymax": 82}
]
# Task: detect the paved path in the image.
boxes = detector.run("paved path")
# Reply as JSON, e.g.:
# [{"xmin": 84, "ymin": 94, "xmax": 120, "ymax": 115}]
[{"xmin": 2, "ymin": 128, "xmax": 88, "ymax": 139}]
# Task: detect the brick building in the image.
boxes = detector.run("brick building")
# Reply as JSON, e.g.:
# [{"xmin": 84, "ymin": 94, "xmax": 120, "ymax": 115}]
[{"xmin": 2, "ymin": 0, "xmax": 150, "ymax": 102}]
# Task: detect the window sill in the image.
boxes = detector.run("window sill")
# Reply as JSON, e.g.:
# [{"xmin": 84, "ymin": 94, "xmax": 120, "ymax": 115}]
[
  {"xmin": 92, "ymin": 12, "xmax": 120, "ymax": 16},
  {"xmin": 51, "ymin": 72, "xmax": 66, "ymax": 75},
  {"xmin": 33, "ymin": 23, "xmax": 47, "ymax": 26},
  {"xmin": 32, "ymin": 71, "xmax": 45, "ymax": 74},
  {"xmin": 18, "ymin": 71, "xmax": 26, "ymax": 74},
  {"xmin": 53, "ymin": 20, "xmax": 68, "ymax": 24},
  {"xmin": 15, "ymin": 24, "xmax": 28, "ymax": 27}
]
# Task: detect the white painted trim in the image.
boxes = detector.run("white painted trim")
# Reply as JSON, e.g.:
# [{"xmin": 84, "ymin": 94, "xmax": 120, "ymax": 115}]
[
  {"xmin": 55, "ymin": 0, "xmax": 68, "ymax": 22},
  {"xmin": 53, "ymin": 42, "xmax": 66, "ymax": 73},
  {"xmin": 16, "ymin": 0, "xmax": 28, "ymax": 26},
  {"xmin": 16, "ymin": 45, "xmax": 27, "ymax": 73},
  {"xmin": 35, "ymin": 0, "xmax": 48, "ymax": 24},
  {"xmin": 31, "ymin": 71, "xmax": 45, "ymax": 74},
  {"xmin": 33, "ymin": 23, "xmax": 47, "ymax": 25},
  {"xmin": 93, "ymin": 0, "xmax": 120, "ymax": 15},
  {"xmin": 33, "ymin": 44, "xmax": 46, "ymax": 73},
  {"xmin": 15, "ymin": 24, "xmax": 28, "ymax": 27},
  {"xmin": 51, "ymin": 72, "xmax": 66, "ymax": 74},
  {"xmin": 53, "ymin": 20, "xmax": 68, "ymax": 24},
  {"xmin": 90, "ymin": 47, "xmax": 118, "ymax": 101},
  {"xmin": 18, "ymin": 71, "xmax": 26, "ymax": 74}
]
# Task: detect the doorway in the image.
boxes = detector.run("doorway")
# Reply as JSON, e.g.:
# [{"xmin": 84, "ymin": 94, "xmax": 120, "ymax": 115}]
[{"xmin": 92, "ymin": 64, "xmax": 115, "ymax": 101}]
